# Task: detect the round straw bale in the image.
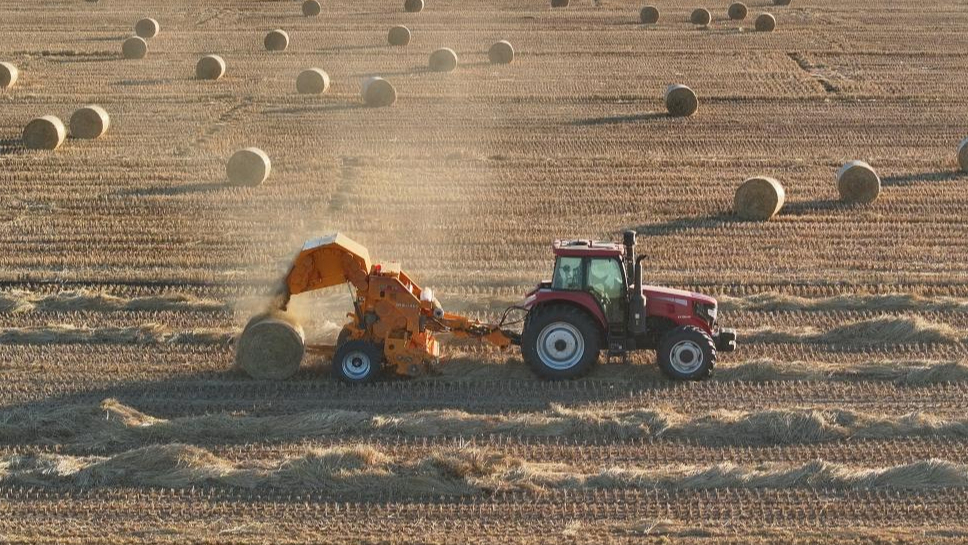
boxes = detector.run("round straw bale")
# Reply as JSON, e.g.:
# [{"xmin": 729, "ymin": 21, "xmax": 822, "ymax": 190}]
[
  {"xmin": 302, "ymin": 0, "xmax": 321, "ymax": 16},
  {"xmin": 70, "ymin": 105, "xmax": 110, "ymax": 139},
  {"xmin": 640, "ymin": 6, "xmax": 660, "ymax": 24},
  {"xmin": 837, "ymin": 160, "xmax": 880, "ymax": 204},
  {"xmin": 404, "ymin": 0, "xmax": 424, "ymax": 12},
  {"xmin": 196, "ymin": 55, "xmax": 226, "ymax": 80},
  {"xmin": 122, "ymin": 36, "xmax": 148, "ymax": 59},
  {"xmin": 727, "ymin": 2, "xmax": 748, "ymax": 20},
  {"xmin": 235, "ymin": 311, "xmax": 305, "ymax": 380},
  {"xmin": 23, "ymin": 115, "xmax": 66, "ymax": 151},
  {"xmin": 551, "ymin": 0, "xmax": 569, "ymax": 6},
  {"xmin": 488, "ymin": 40, "xmax": 514, "ymax": 64},
  {"xmin": 388, "ymin": 25, "xmax": 412, "ymax": 46},
  {"xmin": 734, "ymin": 177, "xmax": 785, "ymax": 221},
  {"xmin": 665, "ymin": 84, "xmax": 698, "ymax": 117},
  {"xmin": 755, "ymin": 13, "xmax": 776, "ymax": 31},
  {"xmin": 227, "ymin": 147, "xmax": 271, "ymax": 186},
  {"xmin": 691, "ymin": 8, "xmax": 711, "ymax": 26},
  {"xmin": 959, "ymin": 138, "xmax": 968, "ymax": 173},
  {"xmin": 296, "ymin": 68, "xmax": 330, "ymax": 94},
  {"xmin": 361, "ymin": 77, "xmax": 397, "ymax": 107},
  {"xmin": 429, "ymin": 48, "xmax": 458, "ymax": 72},
  {"xmin": 0, "ymin": 62, "xmax": 17, "ymax": 90},
  {"xmin": 265, "ymin": 29, "xmax": 290, "ymax": 51},
  {"xmin": 134, "ymin": 18, "xmax": 159, "ymax": 39}
]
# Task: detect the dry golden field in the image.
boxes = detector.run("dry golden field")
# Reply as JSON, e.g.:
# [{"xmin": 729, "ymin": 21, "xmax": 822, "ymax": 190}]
[{"xmin": 2, "ymin": 0, "xmax": 968, "ymax": 543}]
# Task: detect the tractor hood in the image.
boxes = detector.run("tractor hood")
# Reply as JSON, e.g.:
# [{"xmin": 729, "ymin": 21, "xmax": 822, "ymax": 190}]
[{"xmin": 643, "ymin": 285, "xmax": 717, "ymax": 307}]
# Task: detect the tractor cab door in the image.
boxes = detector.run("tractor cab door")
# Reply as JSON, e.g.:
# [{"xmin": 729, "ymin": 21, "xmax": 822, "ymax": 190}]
[{"xmin": 586, "ymin": 258, "xmax": 627, "ymax": 326}]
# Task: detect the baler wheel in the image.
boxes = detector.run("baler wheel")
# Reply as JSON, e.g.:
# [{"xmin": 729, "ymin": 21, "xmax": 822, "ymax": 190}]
[{"xmin": 332, "ymin": 339, "xmax": 384, "ymax": 384}]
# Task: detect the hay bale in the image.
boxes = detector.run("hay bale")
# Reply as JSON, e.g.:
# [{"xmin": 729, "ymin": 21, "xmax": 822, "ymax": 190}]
[
  {"xmin": 235, "ymin": 311, "xmax": 305, "ymax": 380},
  {"xmin": 691, "ymin": 8, "xmax": 711, "ymax": 26},
  {"xmin": 665, "ymin": 84, "xmax": 698, "ymax": 117},
  {"xmin": 22, "ymin": 115, "xmax": 66, "ymax": 151},
  {"xmin": 134, "ymin": 18, "xmax": 159, "ymax": 39},
  {"xmin": 122, "ymin": 36, "xmax": 148, "ymax": 59},
  {"xmin": 70, "ymin": 105, "xmax": 111, "ymax": 139},
  {"xmin": 429, "ymin": 48, "xmax": 458, "ymax": 72},
  {"xmin": 361, "ymin": 77, "xmax": 397, "ymax": 107},
  {"xmin": 226, "ymin": 148, "xmax": 271, "ymax": 186},
  {"xmin": 640, "ymin": 6, "xmax": 660, "ymax": 24},
  {"xmin": 958, "ymin": 138, "xmax": 968, "ymax": 173},
  {"xmin": 734, "ymin": 177, "xmax": 785, "ymax": 221},
  {"xmin": 388, "ymin": 25, "xmax": 412, "ymax": 46},
  {"xmin": 296, "ymin": 68, "xmax": 330, "ymax": 94},
  {"xmin": 265, "ymin": 29, "xmax": 290, "ymax": 52},
  {"xmin": 551, "ymin": 0, "xmax": 569, "ymax": 6},
  {"xmin": 837, "ymin": 161, "xmax": 880, "ymax": 204},
  {"xmin": 302, "ymin": 0, "xmax": 321, "ymax": 16},
  {"xmin": 404, "ymin": 0, "xmax": 424, "ymax": 12},
  {"xmin": 488, "ymin": 41, "xmax": 514, "ymax": 64},
  {"xmin": 0, "ymin": 62, "xmax": 17, "ymax": 90},
  {"xmin": 196, "ymin": 55, "xmax": 226, "ymax": 80},
  {"xmin": 728, "ymin": 2, "xmax": 748, "ymax": 20},
  {"xmin": 755, "ymin": 13, "xmax": 776, "ymax": 31}
]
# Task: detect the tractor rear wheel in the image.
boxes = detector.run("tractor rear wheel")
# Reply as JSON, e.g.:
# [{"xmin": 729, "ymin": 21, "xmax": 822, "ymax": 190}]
[
  {"xmin": 522, "ymin": 305, "xmax": 601, "ymax": 379},
  {"xmin": 332, "ymin": 339, "xmax": 384, "ymax": 384},
  {"xmin": 657, "ymin": 325, "xmax": 715, "ymax": 380}
]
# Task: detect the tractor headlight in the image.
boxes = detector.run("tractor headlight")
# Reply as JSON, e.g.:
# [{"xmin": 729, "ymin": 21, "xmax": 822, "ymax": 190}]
[{"xmin": 694, "ymin": 302, "xmax": 717, "ymax": 326}]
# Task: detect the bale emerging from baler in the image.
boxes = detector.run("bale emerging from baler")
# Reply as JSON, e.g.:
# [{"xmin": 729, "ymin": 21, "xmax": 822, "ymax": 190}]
[
  {"xmin": 122, "ymin": 36, "xmax": 148, "ymax": 59},
  {"xmin": 70, "ymin": 105, "xmax": 111, "ymax": 140},
  {"xmin": 235, "ymin": 311, "xmax": 305, "ymax": 380},
  {"xmin": 734, "ymin": 177, "xmax": 785, "ymax": 221},
  {"xmin": 265, "ymin": 30, "xmax": 290, "ymax": 52},
  {"xmin": 362, "ymin": 77, "xmax": 397, "ymax": 107},
  {"xmin": 388, "ymin": 25, "xmax": 412, "ymax": 46},
  {"xmin": 135, "ymin": 18, "xmax": 160, "ymax": 39},
  {"xmin": 227, "ymin": 148, "xmax": 271, "ymax": 186},
  {"xmin": 0, "ymin": 62, "xmax": 17, "ymax": 90},
  {"xmin": 665, "ymin": 84, "xmax": 699, "ymax": 117},
  {"xmin": 296, "ymin": 68, "xmax": 330, "ymax": 94},
  {"xmin": 640, "ymin": 6, "xmax": 660, "ymax": 24},
  {"xmin": 429, "ymin": 48, "xmax": 458, "ymax": 72},
  {"xmin": 728, "ymin": 2, "xmax": 748, "ymax": 20},
  {"xmin": 196, "ymin": 55, "xmax": 226, "ymax": 80},
  {"xmin": 837, "ymin": 161, "xmax": 880, "ymax": 204},
  {"xmin": 488, "ymin": 41, "xmax": 514, "ymax": 64},
  {"xmin": 23, "ymin": 116, "xmax": 67, "ymax": 151}
]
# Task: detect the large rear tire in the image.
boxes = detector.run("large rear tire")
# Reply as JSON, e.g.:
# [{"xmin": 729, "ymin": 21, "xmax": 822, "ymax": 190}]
[
  {"xmin": 522, "ymin": 305, "xmax": 601, "ymax": 380},
  {"xmin": 657, "ymin": 325, "xmax": 715, "ymax": 380},
  {"xmin": 332, "ymin": 339, "xmax": 384, "ymax": 384}
]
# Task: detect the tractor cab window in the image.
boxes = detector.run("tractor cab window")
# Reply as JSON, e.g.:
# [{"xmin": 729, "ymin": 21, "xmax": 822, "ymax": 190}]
[
  {"xmin": 552, "ymin": 257, "xmax": 583, "ymax": 290},
  {"xmin": 587, "ymin": 258, "xmax": 626, "ymax": 323}
]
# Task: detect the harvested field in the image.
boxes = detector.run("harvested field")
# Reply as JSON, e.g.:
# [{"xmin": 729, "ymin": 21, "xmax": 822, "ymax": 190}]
[{"xmin": 2, "ymin": 0, "xmax": 968, "ymax": 543}]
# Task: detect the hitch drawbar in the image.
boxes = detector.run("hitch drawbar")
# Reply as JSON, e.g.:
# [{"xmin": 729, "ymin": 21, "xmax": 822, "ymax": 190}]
[{"xmin": 714, "ymin": 329, "xmax": 737, "ymax": 352}]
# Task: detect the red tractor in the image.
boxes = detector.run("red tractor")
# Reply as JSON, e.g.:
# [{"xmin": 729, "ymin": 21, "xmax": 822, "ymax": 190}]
[
  {"xmin": 237, "ymin": 231, "xmax": 736, "ymax": 382},
  {"xmin": 517, "ymin": 231, "xmax": 735, "ymax": 380}
]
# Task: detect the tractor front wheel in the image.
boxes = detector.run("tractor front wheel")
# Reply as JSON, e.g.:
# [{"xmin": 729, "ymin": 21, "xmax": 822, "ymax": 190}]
[
  {"xmin": 657, "ymin": 325, "xmax": 716, "ymax": 380},
  {"xmin": 522, "ymin": 305, "xmax": 601, "ymax": 380},
  {"xmin": 332, "ymin": 339, "xmax": 384, "ymax": 384}
]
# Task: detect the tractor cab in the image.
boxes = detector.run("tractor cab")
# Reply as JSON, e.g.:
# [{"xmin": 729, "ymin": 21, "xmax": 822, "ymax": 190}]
[{"xmin": 550, "ymin": 239, "xmax": 629, "ymax": 330}]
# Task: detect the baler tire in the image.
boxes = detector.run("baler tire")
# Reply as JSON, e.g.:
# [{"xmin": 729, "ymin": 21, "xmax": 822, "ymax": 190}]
[
  {"xmin": 332, "ymin": 339, "xmax": 384, "ymax": 384},
  {"xmin": 522, "ymin": 305, "xmax": 601, "ymax": 380},
  {"xmin": 657, "ymin": 325, "xmax": 716, "ymax": 380}
]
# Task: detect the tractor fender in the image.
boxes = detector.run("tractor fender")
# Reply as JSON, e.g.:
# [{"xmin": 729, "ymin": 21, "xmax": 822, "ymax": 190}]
[{"xmin": 523, "ymin": 290, "xmax": 608, "ymax": 338}]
